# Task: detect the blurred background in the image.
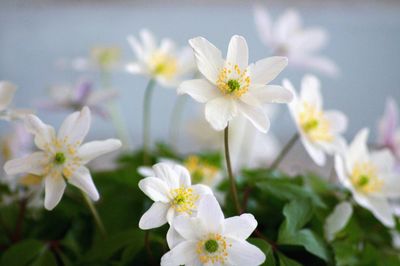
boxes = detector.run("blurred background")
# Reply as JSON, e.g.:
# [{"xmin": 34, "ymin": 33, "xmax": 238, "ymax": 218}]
[{"xmin": 0, "ymin": 0, "xmax": 399, "ymax": 152}]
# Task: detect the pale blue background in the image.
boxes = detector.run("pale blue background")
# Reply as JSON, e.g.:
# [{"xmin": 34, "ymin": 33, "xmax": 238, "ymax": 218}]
[{"xmin": 1, "ymin": 1, "xmax": 400, "ymax": 148}]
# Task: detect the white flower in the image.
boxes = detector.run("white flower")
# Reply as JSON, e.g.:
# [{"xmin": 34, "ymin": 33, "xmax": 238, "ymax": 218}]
[
  {"xmin": 0, "ymin": 81, "xmax": 32, "ymax": 121},
  {"xmin": 161, "ymin": 195, "xmax": 265, "ymax": 266},
  {"xmin": 138, "ymin": 162, "xmax": 213, "ymax": 230},
  {"xmin": 335, "ymin": 128, "xmax": 400, "ymax": 228},
  {"xmin": 178, "ymin": 35, "xmax": 292, "ymax": 133},
  {"xmin": 126, "ymin": 29, "xmax": 195, "ymax": 88},
  {"xmin": 324, "ymin": 201, "xmax": 353, "ymax": 242},
  {"xmin": 285, "ymin": 75, "xmax": 348, "ymax": 166},
  {"xmin": 3, "ymin": 107, "xmax": 122, "ymax": 210},
  {"xmin": 254, "ymin": 6, "xmax": 339, "ymax": 77}
]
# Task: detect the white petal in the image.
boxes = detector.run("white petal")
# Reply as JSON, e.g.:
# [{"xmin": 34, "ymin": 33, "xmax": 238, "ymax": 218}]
[
  {"xmin": 249, "ymin": 85, "xmax": 293, "ymax": 104},
  {"xmin": 138, "ymin": 166, "xmax": 155, "ymax": 177},
  {"xmin": 127, "ymin": 35, "xmax": 144, "ymax": 60},
  {"xmin": 140, "ymin": 29, "xmax": 156, "ymax": 54},
  {"xmin": 226, "ymin": 35, "xmax": 248, "ymax": 69},
  {"xmin": 4, "ymin": 152, "xmax": 48, "ymax": 176},
  {"xmin": 237, "ymin": 102, "xmax": 270, "ymax": 133},
  {"xmin": 347, "ymin": 128, "xmax": 369, "ymax": 170},
  {"xmin": 139, "ymin": 201, "xmax": 169, "ymax": 230},
  {"xmin": 24, "ymin": 114, "xmax": 56, "ymax": 150},
  {"xmin": 324, "ymin": 110, "xmax": 348, "ymax": 134},
  {"xmin": 173, "ymin": 215, "xmax": 199, "ymax": 240},
  {"xmin": 153, "ymin": 163, "xmax": 180, "ymax": 189},
  {"xmin": 78, "ymin": 139, "xmax": 122, "ymax": 164},
  {"xmin": 198, "ymin": 195, "xmax": 224, "ymax": 233},
  {"xmin": 68, "ymin": 166, "xmax": 99, "ymax": 201},
  {"xmin": 224, "ymin": 213, "xmax": 257, "ymax": 240},
  {"xmin": 87, "ymin": 89, "xmax": 118, "ymax": 106},
  {"xmin": 172, "ymin": 164, "xmax": 191, "ymax": 188},
  {"xmin": 189, "ymin": 37, "xmax": 224, "ymax": 84},
  {"xmin": 160, "ymin": 241, "xmax": 197, "ymax": 266},
  {"xmin": 205, "ymin": 97, "xmax": 237, "ymax": 131},
  {"xmin": 291, "ymin": 28, "xmax": 328, "ymax": 53},
  {"xmin": 44, "ymin": 175, "xmax": 66, "ymax": 210},
  {"xmin": 253, "ymin": 6, "xmax": 273, "ymax": 46},
  {"xmin": 139, "ymin": 176, "xmax": 170, "ymax": 203},
  {"xmin": 275, "ymin": 9, "xmax": 301, "ymax": 43},
  {"xmin": 353, "ymin": 193, "xmax": 395, "ymax": 228},
  {"xmin": 371, "ymin": 149, "xmax": 395, "ymax": 173},
  {"xmin": 0, "ymin": 81, "xmax": 16, "ymax": 111},
  {"xmin": 58, "ymin": 106, "xmax": 91, "ymax": 145},
  {"xmin": 297, "ymin": 55, "xmax": 339, "ymax": 77},
  {"xmin": 159, "ymin": 38, "xmax": 175, "ymax": 53},
  {"xmin": 249, "ymin": 56, "xmax": 288, "ymax": 85},
  {"xmin": 334, "ymin": 155, "xmax": 353, "ymax": 190},
  {"xmin": 300, "ymin": 74, "xmax": 322, "ymax": 109},
  {"xmin": 301, "ymin": 135, "xmax": 326, "ymax": 166},
  {"xmin": 166, "ymin": 226, "xmax": 185, "ymax": 249},
  {"xmin": 125, "ymin": 62, "xmax": 145, "ymax": 74},
  {"xmin": 324, "ymin": 201, "xmax": 353, "ymax": 242},
  {"xmin": 177, "ymin": 79, "xmax": 220, "ymax": 103},
  {"xmin": 227, "ymin": 238, "xmax": 266, "ymax": 266},
  {"xmin": 191, "ymin": 184, "xmax": 213, "ymax": 196}
]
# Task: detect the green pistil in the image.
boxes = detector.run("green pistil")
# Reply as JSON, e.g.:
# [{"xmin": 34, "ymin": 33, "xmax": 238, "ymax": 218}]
[
  {"xmin": 357, "ymin": 175, "xmax": 370, "ymax": 187},
  {"xmin": 174, "ymin": 195, "xmax": 185, "ymax": 205},
  {"xmin": 227, "ymin": 79, "xmax": 240, "ymax": 93},
  {"xmin": 204, "ymin": 239, "xmax": 219, "ymax": 253},
  {"xmin": 154, "ymin": 63, "xmax": 166, "ymax": 74},
  {"xmin": 303, "ymin": 119, "xmax": 319, "ymax": 132},
  {"xmin": 54, "ymin": 152, "xmax": 66, "ymax": 165}
]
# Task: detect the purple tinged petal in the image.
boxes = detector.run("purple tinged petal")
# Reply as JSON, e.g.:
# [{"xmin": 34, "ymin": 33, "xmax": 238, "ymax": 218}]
[
  {"xmin": 74, "ymin": 81, "xmax": 93, "ymax": 103},
  {"xmin": 378, "ymin": 97, "xmax": 398, "ymax": 148}
]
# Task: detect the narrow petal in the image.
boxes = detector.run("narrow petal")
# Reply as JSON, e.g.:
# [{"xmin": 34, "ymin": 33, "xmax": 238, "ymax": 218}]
[
  {"xmin": 68, "ymin": 166, "xmax": 99, "ymax": 201},
  {"xmin": 324, "ymin": 110, "xmax": 348, "ymax": 134},
  {"xmin": 224, "ymin": 213, "xmax": 257, "ymax": 240},
  {"xmin": 378, "ymin": 97, "xmax": 398, "ymax": 147},
  {"xmin": 177, "ymin": 79, "xmax": 220, "ymax": 103},
  {"xmin": 226, "ymin": 35, "xmax": 248, "ymax": 69},
  {"xmin": 0, "ymin": 81, "xmax": 16, "ymax": 111},
  {"xmin": 300, "ymin": 74, "xmax": 323, "ymax": 109},
  {"xmin": 127, "ymin": 35, "xmax": 144, "ymax": 60},
  {"xmin": 237, "ymin": 102, "xmax": 270, "ymax": 133},
  {"xmin": 125, "ymin": 62, "xmax": 145, "ymax": 74},
  {"xmin": 4, "ymin": 152, "xmax": 48, "ymax": 176},
  {"xmin": 138, "ymin": 176, "xmax": 170, "ymax": 203},
  {"xmin": 291, "ymin": 28, "xmax": 328, "ymax": 53},
  {"xmin": 198, "ymin": 195, "xmax": 224, "ymax": 233},
  {"xmin": 138, "ymin": 166, "xmax": 155, "ymax": 177},
  {"xmin": 324, "ymin": 201, "xmax": 353, "ymax": 242},
  {"xmin": 253, "ymin": 5, "xmax": 273, "ymax": 46},
  {"xmin": 334, "ymin": 155, "xmax": 353, "ymax": 190},
  {"xmin": 160, "ymin": 241, "xmax": 197, "ymax": 266},
  {"xmin": 297, "ymin": 56, "xmax": 339, "ymax": 77},
  {"xmin": 25, "ymin": 114, "xmax": 56, "ymax": 150},
  {"xmin": 153, "ymin": 163, "xmax": 180, "ymax": 189},
  {"xmin": 249, "ymin": 56, "xmax": 288, "ymax": 85},
  {"xmin": 139, "ymin": 202, "xmax": 169, "ymax": 230},
  {"xmin": 301, "ymin": 136, "xmax": 326, "ymax": 166},
  {"xmin": 78, "ymin": 139, "xmax": 122, "ymax": 164},
  {"xmin": 353, "ymin": 193, "xmax": 395, "ymax": 228},
  {"xmin": 87, "ymin": 90, "xmax": 118, "ymax": 106},
  {"xmin": 275, "ymin": 9, "xmax": 301, "ymax": 43},
  {"xmin": 172, "ymin": 164, "xmax": 191, "ymax": 188},
  {"xmin": 44, "ymin": 175, "xmax": 66, "ymax": 210},
  {"xmin": 189, "ymin": 37, "xmax": 224, "ymax": 84},
  {"xmin": 58, "ymin": 106, "xmax": 91, "ymax": 145},
  {"xmin": 347, "ymin": 128, "xmax": 369, "ymax": 170},
  {"xmin": 227, "ymin": 239, "xmax": 266, "ymax": 266},
  {"xmin": 250, "ymin": 85, "xmax": 293, "ymax": 104},
  {"xmin": 166, "ymin": 226, "xmax": 185, "ymax": 249},
  {"xmin": 205, "ymin": 97, "xmax": 237, "ymax": 131},
  {"xmin": 140, "ymin": 29, "xmax": 156, "ymax": 54}
]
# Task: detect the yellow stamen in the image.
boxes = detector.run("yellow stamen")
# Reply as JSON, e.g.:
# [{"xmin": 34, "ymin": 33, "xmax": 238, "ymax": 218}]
[
  {"xmin": 170, "ymin": 187, "xmax": 199, "ymax": 214},
  {"xmin": 298, "ymin": 102, "xmax": 333, "ymax": 142},
  {"xmin": 196, "ymin": 233, "xmax": 230, "ymax": 264},
  {"xmin": 216, "ymin": 63, "xmax": 250, "ymax": 98},
  {"xmin": 350, "ymin": 162, "xmax": 383, "ymax": 193},
  {"xmin": 19, "ymin": 174, "xmax": 43, "ymax": 186},
  {"xmin": 184, "ymin": 156, "xmax": 218, "ymax": 185},
  {"xmin": 149, "ymin": 51, "xmax": 178, "ymax": 79}
]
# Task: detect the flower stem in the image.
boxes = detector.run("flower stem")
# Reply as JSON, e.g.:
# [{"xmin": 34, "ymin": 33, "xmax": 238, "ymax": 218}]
[
  {"xmin": 144, "ymin": 231, "xmax": 156, "ymax": 265},
  {"xmin": 224, "ymin": 124, "xmax": 242, "ymax": 214},
  {"xmin": 270, "ymin": 133, "xmax": 299, "ymax": 171},
  {"xmin": 168, "ymin": 95, "xmax": 187, "ymax": 147},
  {"xmin": 82, "ymin": 192, "xmax": 107, "ymax": 238},
  {"xmin": 12, "ymin": 198, "xmax": 27, "ymax": 242},
  {"xmin": 143, "ymin": 79, "xmax": 156, "ymax": 165}
]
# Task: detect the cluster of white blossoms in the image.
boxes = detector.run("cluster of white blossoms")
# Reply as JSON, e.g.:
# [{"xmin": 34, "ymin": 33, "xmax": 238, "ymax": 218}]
[{"xmin": 138, "ymin": 163, "xmax": 266, "ymax": 266}]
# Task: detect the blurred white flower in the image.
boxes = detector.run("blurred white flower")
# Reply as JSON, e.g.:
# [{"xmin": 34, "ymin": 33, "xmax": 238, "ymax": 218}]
[
  {"xmin": 138, "ymin": 162, "xmax": 212, "ymax": 230},
  {"xmin": 126, "ymin": 29, "xmax": 195, "ymax": 88},
  {"xmin": 285, "ymin": 75, "xmax": 348, "ymax": 166},
  {"xmin": 0, "ymin": 81, "xmax": 32, "ymax": 121},
  {"xmin": 36, "ymin": 80, "xmax": 117, "ymax": 118},
  {"xmin": 161, "ymin": 194, "xmax": 265, "ymax": 266},
  {"xmin": 324, "ymin": 201, "xmax": 353, "ymax": 242},
  {"xmin": 179, "ymin": 35, "xmax": 292, "ymax": 132},
  {"xmin": 335, "ymin": 129, "xmax": 400, "ymax": 228},
  {"xmin": 254, "ymin": 6, "xmax": 339, "ymax": 77},
  {"xmin": 3, "ymin": 107, "xmax": 122, "ymax": 210},
  {"xmin": 377, "ymin": 97, "xmax": 400, "ymax": 170}
]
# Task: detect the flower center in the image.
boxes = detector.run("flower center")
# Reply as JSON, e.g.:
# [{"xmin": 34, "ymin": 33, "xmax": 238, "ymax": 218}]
[
  {"xmin": 216, "ymin": 63, "xmax": 250, "ymax": 98},
  {"xmin": 350, "ymin": 162, "xmax": 383, "ymax": 193},
  {"xmin": 170, "ymin": 187, "xmax": 199, "ymax": 214},
  {"xmin": 91, "ymin": 47, "xmax": 120, "ymax": 69},
  {"xmin": 298, "ymin": 102, "xmax": 333, "ymax": 142},
  {"xmin": 150, "ymin": 52, "xmax": 178, "ymax": 79},
  {"xmin": 196, "ymin": 233, "xmax": 230, "ymax": 264},
  {"xmin": 184, "ymin": 156, "xmax": 219, "ymax": 185},
  {"xmin": 54, "ymin": 152, "xmax": 66, "ymax": 165}
]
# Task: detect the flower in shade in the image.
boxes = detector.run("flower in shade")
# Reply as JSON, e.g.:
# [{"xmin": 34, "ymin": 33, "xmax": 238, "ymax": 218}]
[
  {"xmin": 335, "ymin": 128, "xmax": 400, "ymax": 227},
  {"xmin": 377, "ymin": 97, "xmax": 400, "ymax": 170},
  {"xmin": 179, "ymin": 35, "xmax": 292, "ymax": 133},
  {"xmin": 126, "ymin": 29, "xmax": 195, "ymax": 88},
  {"xmin": 0, "ymin": 81, "xmax": 32, "ymax": 121},
  {"xmin": 161, "ymin": 194, "xmax": 266, "ymax": 266},
  {"xmin": 254, "ymin": 6, "xmax": 339, "ymax": 77},
  {"xmin": 3, "ymin": 107, "xmax": 122, "ymax": 210},
  {"xmin": 138, "ymin": 162, "xmax": 212, "ymax": 230},
  {"xmin": 285, "ymin": 75, "xmax": 348, "ymax": 166},
  {"xmin": 36, "ymin": 80, "xmax": 117, "ymax": 118}
]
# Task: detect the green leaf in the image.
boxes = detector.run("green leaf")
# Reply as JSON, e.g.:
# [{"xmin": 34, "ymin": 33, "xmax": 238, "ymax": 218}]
[
  {"xmin": 31, "ymin": 250, "xmax": 57, "ymax": 266},
  {"xmin": 278, "ymin": 199, "xmax": 330, "ymax": 262},
  {"xmin": 248, "ymin": 238, "xmax": 275, "ymax": 266},
  {"xmin": 277, "ymin": 252, "xmax": 303, "ymax": 266},
  {"xmin": 0, "ymin": 239, "xmax": 44, "ymax": 266}
]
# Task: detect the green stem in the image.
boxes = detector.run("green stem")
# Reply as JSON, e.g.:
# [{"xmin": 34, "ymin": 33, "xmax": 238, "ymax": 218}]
[
  {"xmin": 82, "ymin": 192, "xmax": 107, "ymax": 238},
  {"xmin": 100, "ymin": 69, "xmax": 131, "ymax": 149},
  {"xmin": 224, "ymin": 124, "xmax": 242, "ymax": 214},
  {"xmin": 270, "ymin": 133, "xmax": 299, "ymax": 171},
  {"xmin": 143, "ymin": 79, "xmax": 156, "ymax": 165},
  {"xmin": 168, "ymin": 95, "xmax": 187, "ymax": 147}
]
